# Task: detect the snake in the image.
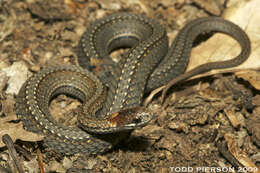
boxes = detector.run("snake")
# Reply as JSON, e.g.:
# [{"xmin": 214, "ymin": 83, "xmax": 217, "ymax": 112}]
[{"xmin": 15, "ymin": 13, "xmax": 251, "ymax": 155}]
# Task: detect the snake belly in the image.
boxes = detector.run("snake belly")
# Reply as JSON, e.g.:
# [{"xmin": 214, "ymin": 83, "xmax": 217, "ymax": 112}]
[{"xmin": 15, "ymin": 13, "xmax": 250, "ymax": 155}]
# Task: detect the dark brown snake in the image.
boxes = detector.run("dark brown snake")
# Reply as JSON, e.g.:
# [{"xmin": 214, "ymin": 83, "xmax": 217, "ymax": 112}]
[{"xmin": 15, "ymin": 13, "xmax": 251, "ymax": 155}]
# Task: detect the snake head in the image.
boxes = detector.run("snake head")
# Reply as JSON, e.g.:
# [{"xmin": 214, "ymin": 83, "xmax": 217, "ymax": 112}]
[
  {"xmin": 107, "ymin": 107, "xmax": 153, "ymax": 132},
  {"xmin": 79, "ymin": 107, "xmax": 153, "ymax": 134}
]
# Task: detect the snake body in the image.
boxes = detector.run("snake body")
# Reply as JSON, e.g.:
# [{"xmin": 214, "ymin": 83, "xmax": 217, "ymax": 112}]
[{"xmin": 15, "ymin": 13, "xmax": 250, "ymax": 155}]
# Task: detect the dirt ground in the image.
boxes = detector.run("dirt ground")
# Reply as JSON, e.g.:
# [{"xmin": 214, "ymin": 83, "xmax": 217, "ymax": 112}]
[{"xmin": 0, "ymin": 0, "xmax": 259, "ymax": 172}]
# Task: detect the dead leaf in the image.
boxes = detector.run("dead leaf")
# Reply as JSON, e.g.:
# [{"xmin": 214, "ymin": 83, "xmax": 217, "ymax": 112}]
[
  {"xmin": 0, "ymin": 96, "xmax": 43, "ymax": 148},
  {"xmin": 224, "ymin": 134, "xmax": 260, "ymax": 173},
  {"xmin": 0, "ymin": 115, "xmax": 44, "ymax": 148},
  {"xmin": 184, "ymin": 0, "xmax": 260, "ymax": 80},
  {"xmin": 224, "ymin": 108, "xmax": 240, "ymax": 129},
  {"xmin": 236, "ymin": 70, "xmax": 260, "ymax": 90},
  {"xmin": 1, "ymin": 61, "xmax": 32, "ymax": 95},
  {"xmin": 193, "ymin": 0, "xmax": 221, "ymax": 15}
]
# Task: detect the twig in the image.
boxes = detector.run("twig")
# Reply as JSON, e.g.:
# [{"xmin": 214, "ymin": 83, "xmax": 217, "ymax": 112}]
[
  {"xmin": 2, "ymin": 134, "xmax": 25, "ymax": 173},
  {"xmin": 37, "ymin": 148, "xmax": 45, "ymax": 173}
]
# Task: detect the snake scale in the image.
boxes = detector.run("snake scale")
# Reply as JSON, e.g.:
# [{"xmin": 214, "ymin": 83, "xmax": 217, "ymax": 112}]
[{"xmin": 15, "ymin": 13, "xmax": 250, "ymax": 155}]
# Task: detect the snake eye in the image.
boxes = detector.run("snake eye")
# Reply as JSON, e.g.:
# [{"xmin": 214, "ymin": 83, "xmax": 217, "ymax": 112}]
[{"xmin": 131, "ymin": 116, "xmax": 142, "ymax": 124}]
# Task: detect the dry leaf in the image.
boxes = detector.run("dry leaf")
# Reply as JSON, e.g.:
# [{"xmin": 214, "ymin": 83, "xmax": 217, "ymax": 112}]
[
  {"xmin": 224, "ymin": 134, "xmax": 260, "ymax": 173},
  {"xmin": 0, "ymin": 114, "xmax": 44, "ymax": 148},
  {"xmin": 236, "ymin": 70, "xmax": 260, "ymax": 90},
  {"xmin": 224, "ymin": 108, "xmax": 240, "ymax": 129},
  {"xmin": 1, "ymin": 61, "xmax": 32, "ymax": 95},
  {"xmin": 0, "ymin": 96, "xmax": 43, "ymax": 148},
  {"xmin": 185, "ymin": 0, "xmax": 260, "ymax": 80}
]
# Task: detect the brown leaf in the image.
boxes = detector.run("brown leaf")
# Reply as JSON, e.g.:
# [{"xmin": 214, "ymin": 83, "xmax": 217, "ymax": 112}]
[
  {"xmin": 236, "ymin": 70, "xmax": 260, "ymax": 90},
  {"xmin": 224, "ymin": 108, "xmax": 240, "ymax": 129},
  {"xmin": 185, "ymin": 0, "xmax": 260, "ymax": 80},
  {"xmin": 224, "ymin": 134, "xmax": 260, "ymax": 171},
  {"xmin": 0, "ymin": 115, "xmax": 44, "ymax": 148},
  {"xmin": 0, "ymin": 96, "xmax": 43, "ymax": 148}
]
